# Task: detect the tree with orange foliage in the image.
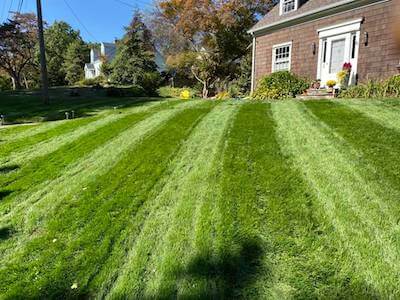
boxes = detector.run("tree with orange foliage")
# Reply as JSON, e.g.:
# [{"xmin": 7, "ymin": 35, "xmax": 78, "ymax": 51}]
[{"xmin": 153, "ymin": 0, "xmax": 276, "ymax": 97}]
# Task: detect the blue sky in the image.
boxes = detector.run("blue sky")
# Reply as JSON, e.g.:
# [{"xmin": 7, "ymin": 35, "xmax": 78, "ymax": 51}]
[{"xmin": 0, "ymin": 0, "xmax": 154, "ymax": 42}]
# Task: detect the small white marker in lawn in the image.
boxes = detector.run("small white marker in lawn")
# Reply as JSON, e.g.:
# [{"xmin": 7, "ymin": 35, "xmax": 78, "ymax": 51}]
[
  {"xmin": 71, "ymin": 283, "xmax": 78, "ymax": 289},
  {"xmin": 52, "ymin": 238, "xmax": 57, "ymax": 243}
]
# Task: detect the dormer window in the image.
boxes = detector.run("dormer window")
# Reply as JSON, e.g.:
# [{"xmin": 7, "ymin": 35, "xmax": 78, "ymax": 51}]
[{"xmin": 280, "ymin": 0, "xmax": 298, "ymax": 15}]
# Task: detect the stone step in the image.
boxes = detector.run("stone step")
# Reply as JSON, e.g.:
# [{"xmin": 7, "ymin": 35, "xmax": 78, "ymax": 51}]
[{"xmin": 296, "ymin": 94, "xmax": 335, "ymax": 100}]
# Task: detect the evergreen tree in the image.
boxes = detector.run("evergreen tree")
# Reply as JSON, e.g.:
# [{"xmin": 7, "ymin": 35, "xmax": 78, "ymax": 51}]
[
  {"xmin": 64, "ymin": 40, "xmax": 89, "ymax": 85},
  {"xmin": 111, "ymin": 11, "xmax": 158, "ymax": 86},
  {"xmin": 44, "ymin": 21, "xmax": 82, "ymax": 86}
]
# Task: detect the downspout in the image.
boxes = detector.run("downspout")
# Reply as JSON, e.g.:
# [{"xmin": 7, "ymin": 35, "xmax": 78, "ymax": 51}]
[{"xmin": 251, "ymin": 34, "xmax": 256, "ymax": 94}]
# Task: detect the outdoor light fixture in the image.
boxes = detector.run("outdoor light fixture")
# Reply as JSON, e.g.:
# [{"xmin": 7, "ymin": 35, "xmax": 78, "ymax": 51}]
[
  {"xmin": 364, "ymin": 32, "xmax": 369, "ymax": 46},
  {"xmin": 312, "ymin": 42, "xmax": 316, "ymax": 55}
]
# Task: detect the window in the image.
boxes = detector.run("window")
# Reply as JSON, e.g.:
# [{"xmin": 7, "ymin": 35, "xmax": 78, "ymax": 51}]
[
  {"xmin": 272, "ymin": 43, "xmax": 292, "ymax": 72},
  {"xmin": 322, "ymin": 39, "xmax": 327, "ymax": 63},
  {"xmin": 280, "ymin": 0, "xmax": 297, "ymax": 15},
  {"xmin": 351, "ymin": 33, "xmax": 357, "ymax": 59}
]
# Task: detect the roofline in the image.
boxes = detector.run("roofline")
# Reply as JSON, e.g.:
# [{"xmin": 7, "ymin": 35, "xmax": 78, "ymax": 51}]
[{"xmin": 248, "ymin": 0, "xmax": 390, "ymax": 36}]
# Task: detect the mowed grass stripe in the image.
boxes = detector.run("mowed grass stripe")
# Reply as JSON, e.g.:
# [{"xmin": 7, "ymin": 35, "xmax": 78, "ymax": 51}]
[
  {"xmin": 0, "ymin": 123, "xmax": 40, "ymax": 140},
  {"xmin": 305, "ymin": 101, "xmax": 400, "ymax": 215},
  {"xmin": 0, "ymin": 102, "xmax": 215, "ymax": 299},
  {"xmin": 0, "ymin": 100, "xmax": 180, "ymax": 211},
  {"xmin": 273, "ymin": 101, "xmax": 400, "ymax": 296},
  {"xmin": 0, "ymin": 115, "xmax": 101, "ymax": 163},
  {"xmin": 208, "ymin": 103, "xmax": 351, "ymax": 299},
  {"xmin": 106, "ymin": 102, "xmax": 237, "ymax": 299},
  {"xmin": 0, "ymin": 101, "xmax": 202, "ymax": 252},
  {"xmin": 340, "ymin": 99, "xmax": 400, "ymax": 132},
  {"xmin": 0, "ymin": 100, "xmax": 175, "ymax": 166},
  {"xmin": 143, "ymin": 102, "xmax": 239, "ymax": 298}
]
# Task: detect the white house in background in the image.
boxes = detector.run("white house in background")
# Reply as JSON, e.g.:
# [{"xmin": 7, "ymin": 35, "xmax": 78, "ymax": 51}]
[{"xmin": 84, "ymin": 42, "xmax": 116, "ymax": 79}]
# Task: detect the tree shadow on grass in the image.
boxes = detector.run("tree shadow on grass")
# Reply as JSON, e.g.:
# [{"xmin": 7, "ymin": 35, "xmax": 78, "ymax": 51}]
[
  {"xmin": 0, "ymin": 226, "xmax": 13, "ymax": 241},
  {"xmin": 0, "ymin": 165, "xmax": 19, "ymax": 174},
  {"xmin": 155, "ymin": 238, "xmax": 266, "ymax": 300},
  {"xmin": 0, "ymin": 190, "xmax": 13, "ymax": 201}
]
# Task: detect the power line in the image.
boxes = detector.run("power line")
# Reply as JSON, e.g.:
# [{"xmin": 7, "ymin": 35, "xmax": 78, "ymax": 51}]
[
  {"xmin": 62, "ymin": 0, "xmax": 98, "ymax": 41},
  {"xmin": 7, "ymin": 0, "xmax": 14, "ymax": 19},
  {"xmin": 113, "ymin": 0, "xmax": 153, "ymax": 10},
  {"xmin": 17, "ymin": 0, "xmax": 24, "ymax": 13}
]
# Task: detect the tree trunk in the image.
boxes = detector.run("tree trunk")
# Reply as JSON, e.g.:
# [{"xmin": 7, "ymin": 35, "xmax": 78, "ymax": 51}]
[
  {"xmin": 202, "ymin": 82, "xmax": 209, "ymax": 99},
  {"xmin": 10, "ymin": 75, "xmax": 22, "ymax": 90},
  {"xmin": 23, "ymin": 74, "xmax": 29, "ymax": 89}
]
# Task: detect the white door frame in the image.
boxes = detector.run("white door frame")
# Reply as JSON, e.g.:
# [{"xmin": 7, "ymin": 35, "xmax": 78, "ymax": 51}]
[{"xmin": 317, "ymin": 19, "xmax": 362, "ymax": 87}]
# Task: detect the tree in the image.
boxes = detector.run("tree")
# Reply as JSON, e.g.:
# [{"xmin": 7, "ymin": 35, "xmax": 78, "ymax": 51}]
[
  {"xmin": 44, "ymin": 21, "xmax": 83, "ymax": 86},
  {"xmin": 111, "ymin": 11, "xmax": 158, "ymax": 86},
  {"xmin": 100, "ymin": 55, "xmax": 113, "ymax": 80},
  {"xmin": 64, "ymin": 40, "xmax": 89, "ymax": 85},
  {"xmin": 153, "ymin": 0, "xmax": 277, "ymax": 97},
  {"xmin": 0, "ymin": 13, "xmax": 38, "ymax": 90}
]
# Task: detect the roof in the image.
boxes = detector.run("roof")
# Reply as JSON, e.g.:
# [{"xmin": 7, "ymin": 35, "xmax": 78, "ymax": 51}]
[{"xmin": 249, "ymin": 0, "xmax": 385, "ymax": 35}]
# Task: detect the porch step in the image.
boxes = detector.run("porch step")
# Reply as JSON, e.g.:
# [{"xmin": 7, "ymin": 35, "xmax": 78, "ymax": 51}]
[
  {"xmin": 296, "ymin": 88, "xmax": 336, "ymax": 100},
  {"xmin": 296, "ymin": 94, "xmax": 335, "ymax": 100}
]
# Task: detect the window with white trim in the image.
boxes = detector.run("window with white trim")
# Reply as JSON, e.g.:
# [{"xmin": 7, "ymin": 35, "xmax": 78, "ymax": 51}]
[
  {"xmin": 280, "ymin": 0, "xmax": 297, "ymax": 15},
  {"xmin": 272, "ymin": 43, "xmax": 292, "ymax": 72}
]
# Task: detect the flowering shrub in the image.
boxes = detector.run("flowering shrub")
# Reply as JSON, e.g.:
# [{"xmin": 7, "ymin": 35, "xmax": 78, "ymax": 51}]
[
  {"xmin": 343, "ymin": 62, "xmax": 352, "ymax": 71},
  {"xmin": 180, "ymin": 89, "xmax": 191, "ymax": 100},
  {"xmin": 326, "ymin": 80, "xmax": 337, "ymax": 88},
  {"xmin": 337, "ymin": 62, "xmax": 352, "ymax": 87},
  {"xmin": 252, "ymin": 71, "xmax": 309, "ymax": 100}
]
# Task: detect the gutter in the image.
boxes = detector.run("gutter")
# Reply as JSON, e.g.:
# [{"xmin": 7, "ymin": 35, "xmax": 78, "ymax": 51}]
[{"xmin": 248, "ymin": 0, "xmax": 390, "ymax": 36}]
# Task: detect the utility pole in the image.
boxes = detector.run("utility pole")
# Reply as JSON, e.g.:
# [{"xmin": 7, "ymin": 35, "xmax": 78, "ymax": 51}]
[{"xmin": 36, "ymin": 0, "xmax": 50, "ymax": 104}]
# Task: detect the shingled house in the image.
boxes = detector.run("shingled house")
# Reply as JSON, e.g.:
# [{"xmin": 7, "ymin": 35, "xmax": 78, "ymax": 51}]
[{"xmin": 249, "ymin": 0, "xmax": 400, "ymax": 90}]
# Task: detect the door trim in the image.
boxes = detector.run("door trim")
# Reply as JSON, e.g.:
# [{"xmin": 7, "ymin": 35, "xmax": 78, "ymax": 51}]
[{"xmin": 317, "ymin": 19, "xmax": 361, "ymax": 85}]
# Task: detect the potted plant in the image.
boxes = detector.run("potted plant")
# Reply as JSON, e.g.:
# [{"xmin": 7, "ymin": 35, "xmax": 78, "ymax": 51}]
[
  {"xmin": 326, "ymin": 80, "xmax": 337, "ymax": 92},
  {"xmin": 337, "ymin": 62, "xmax": 352, "ymax": 88}
]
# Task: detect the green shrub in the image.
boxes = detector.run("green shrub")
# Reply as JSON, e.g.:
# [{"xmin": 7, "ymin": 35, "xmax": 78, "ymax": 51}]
[
  {"xmin": 386, "ymin": 75, "xmax": 400, "ymax": 97},
  {"xmin": 158, "ymin": 86, "xmax": 199, "ymax": 98},
  {"xmin": 105, "ymin": 85, "xmax": 146, "ymax": 98},
  {"xmin": 78, "ymin": 76, "xmax": 106, "ymax": 87},
  {"xmin": 339, "ymin": 75, "xmax": 400, "ymax": 99},
  {"xmin": 252, "ymin": 71, "xmax": 309, "ymax": 100},
  {"xmin": 139, "ymin": 72, "xmax": 162, "ymax": 96},
  {"xmin": 216, "ymin": 91, "xmax": 231, "ymax": 100}
]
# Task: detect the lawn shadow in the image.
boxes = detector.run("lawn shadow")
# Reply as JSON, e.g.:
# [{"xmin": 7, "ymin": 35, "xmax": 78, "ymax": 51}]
[
  {"xmin": 0, "ymin": 190, "xmax": 13, "ymax": 201},
  {"xmin": 0, "ymin": 226, "xmax": 13, "ymax": 241},
  {"xmin": 1, "ymin": 87, "xmax": 168, "ymax": 124},
  {"xmin": 0, "ymin": 165, "xmax": 19, "ymax": 174},
  {"xmin": 155, "ymin": 237, "xmax": 266, "ymax": 299}
]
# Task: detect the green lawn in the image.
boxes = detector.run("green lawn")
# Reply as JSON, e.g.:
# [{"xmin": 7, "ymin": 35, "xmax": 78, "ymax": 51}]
[{"xmin": 1, "ymin": 95, "xmax": 400, "ymax": 298}]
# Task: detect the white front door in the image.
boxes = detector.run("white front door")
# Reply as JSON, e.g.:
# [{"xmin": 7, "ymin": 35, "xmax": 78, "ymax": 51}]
[
  {"xmin": 317, "ymin": 19, "xmax": 361, "ymax": 87},
  {"xmin": 320, "ymin": 34, "xmax": 349, "ymax": 86}
]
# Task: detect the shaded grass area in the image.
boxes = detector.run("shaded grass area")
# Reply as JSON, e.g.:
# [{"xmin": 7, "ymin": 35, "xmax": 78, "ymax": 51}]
[
  {"xmin": 0, "ymin": 87, "xmax": 162, "ymax": 124},
  {"xmin": 0, "ymin": 102, "xmax": 216, "ymax": 298}
]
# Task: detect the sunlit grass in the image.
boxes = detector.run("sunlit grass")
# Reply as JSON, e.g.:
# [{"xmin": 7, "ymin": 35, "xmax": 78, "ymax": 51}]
[{"xmin": 1, "ymin": 97, "xmax": 400, "ymax": 298}]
